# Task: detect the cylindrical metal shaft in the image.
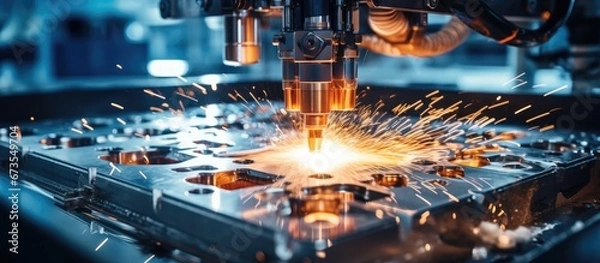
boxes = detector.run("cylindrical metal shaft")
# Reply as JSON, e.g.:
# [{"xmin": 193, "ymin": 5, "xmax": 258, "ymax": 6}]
[
  {"xmin": 332, "ymin": 57, "xmax": 357, "ymax": 111},
  {"xmin": 282, "ymin": 60, "xmax": 300, "ymax": 111},
  {"xmin": 224, "ymin": 11, "xmax": 260, "ymax": 66},
  {"xmin": 299, "ymin": 81, "xmax": 331, "ymax": 152},
  {"xmin": 298, "ymin": 59, "xmax": 333, "ymax": 152}
]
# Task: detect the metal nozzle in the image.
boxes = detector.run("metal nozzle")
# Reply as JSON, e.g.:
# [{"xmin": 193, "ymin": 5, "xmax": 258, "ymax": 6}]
[
  {"xmin": 307, "ymin": 129, "xmax": 323, "ymax": 152},
  {"xmin": 276, "ymin": 0, "xmax": 359, "ymax": 153},
  {"xmin": 224, "ymin": 11, "xmax": 260, "ymax": 66},
  {"xmin": 304, "ymin": 114, "xmax": 329, "ymax": 152},
  {"xmin": 300, "ymin": 82, "xmax": 331, "ymax": 152},
  {"xmin": 305, "ymin": 115, "xmax": 327, "ymax": 152}
]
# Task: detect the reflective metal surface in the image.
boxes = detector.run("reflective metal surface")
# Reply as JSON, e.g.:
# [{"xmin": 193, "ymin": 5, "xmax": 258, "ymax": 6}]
[
  {"xmin": 224, "ymin": 11, "xmax": 261, "ymax": 66},
  {"xmin": 1, "ymin": 100, "xmax": 598, "ymax": 262},
  {"xmin": 1, "ymin": 0, "xmax": 600, "ymax": 262}
]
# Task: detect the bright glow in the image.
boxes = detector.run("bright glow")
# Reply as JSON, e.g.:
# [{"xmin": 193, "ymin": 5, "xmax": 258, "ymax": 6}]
[
  {"xmin": 205, "ymin": 117, "xmax": 219, "ymax": 127},
  {"xmin": 229, "ymin": 84, "xmax": 552, "ymax": 199},
  {"xmin": 198, "ymin": 74, "xmax": 222, "ymax": 85},
  {"xmin": 211, "ymin": 191, "xmax": 221, "ymax": 212},
  {"xmin": 205, "ymin": 104, "xmax": 220, "ymax": 117},
  {"xmin": 241, "ymin": 92, "xmax": 496, "ymax": 191},
  {"xmin": 204, "ymin": 16, "xmax": 223, "ymax": 31},
  {"xmin": 125, "ymin": 22, "xmax": 145, "ymax": 42},
  {"xmin": 304, "ymin": 212, "xmax": 340, "ymax": 227},
  {"xmin": 308, "ymin": 152, "xmax": 331, "ymax": 172},
  {"xmin": 147, "ymin": 60, "xmax": 189, "ymax": 77},
  {"xmin": 154, "ymin": 116, "xmax": 186, "ymax": 131},
  {"xmin": 244, "ymin": 119, "xmax": 448, "ymax": 191}
]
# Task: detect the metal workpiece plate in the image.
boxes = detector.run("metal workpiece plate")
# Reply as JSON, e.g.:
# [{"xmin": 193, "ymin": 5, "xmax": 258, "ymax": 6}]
[{"xmin": 1, "ymin": 101, "xmax": 599, "ymax": 262}]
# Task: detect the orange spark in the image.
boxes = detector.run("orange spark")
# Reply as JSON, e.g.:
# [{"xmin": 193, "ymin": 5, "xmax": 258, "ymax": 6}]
[
  {"xmin": 514, "ymin": 105, "xmax": 531, "ymax": 115},
  {"xmin": 144, "ymin": 89, "xmax": 166, "ymax": 100},
  {"xmin": 543, "ymin": 85, "xmax": 569, "ymax": 96},
  {"xmin": 110, "ymin": 103, "xmax": 124, "ymax": 110}
]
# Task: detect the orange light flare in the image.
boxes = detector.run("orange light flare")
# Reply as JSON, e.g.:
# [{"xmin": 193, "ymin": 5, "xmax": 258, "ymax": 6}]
[
  {"xmin": 239, "ymin": 84, "xmax": 564, "ymax": 195},
  {"xmin": 109, "ymin": 71, "xmax": 566, "ymax": 202},
  {"xmin": 245, "ymin": 104, "xmax": 459, "ymax": 193}
]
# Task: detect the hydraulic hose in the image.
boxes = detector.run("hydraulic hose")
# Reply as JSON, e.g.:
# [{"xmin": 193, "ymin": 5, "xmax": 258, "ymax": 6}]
[{"xmin": 363, "ymin": 9, "xmax": 471, "ymax": 57}]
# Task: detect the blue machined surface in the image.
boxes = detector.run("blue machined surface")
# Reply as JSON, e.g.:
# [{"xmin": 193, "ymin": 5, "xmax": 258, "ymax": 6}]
[{"xmin": 1, "ymin": 97, "xmax": 599, "ymax": 262}]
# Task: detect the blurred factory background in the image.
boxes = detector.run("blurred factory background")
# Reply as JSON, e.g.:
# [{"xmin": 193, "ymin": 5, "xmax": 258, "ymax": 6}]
[{"xmin": 1, "ymin": 0, "xmax": 597, "ymax": 97}]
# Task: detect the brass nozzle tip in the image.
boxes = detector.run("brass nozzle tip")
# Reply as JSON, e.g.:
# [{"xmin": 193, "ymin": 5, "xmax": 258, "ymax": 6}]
[
  {"xmin": 308, "ymin": 137, "xmax": 323, "ymax": 152},
  {"xmin": 307, "ymin": 129, "xmax": 323, "ymax": 152}
]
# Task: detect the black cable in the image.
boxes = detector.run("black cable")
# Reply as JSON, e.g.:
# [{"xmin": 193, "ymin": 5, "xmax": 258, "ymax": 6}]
[{"xmin": 441, "ymin": 0, "xmax": 575, "ymax": 47}]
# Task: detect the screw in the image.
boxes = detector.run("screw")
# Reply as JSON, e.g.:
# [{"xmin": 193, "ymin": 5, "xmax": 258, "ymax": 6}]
[
  {"xmin": 299, "ymin": 32, "xmax": 325, "ymax": 58},
  {"xmin": 427, "ymin": 0, "xmax": 439, "ymax": 9},
  {"xmin": 305, "ymin": 36, "xmax": 318, "ymax": 50}
]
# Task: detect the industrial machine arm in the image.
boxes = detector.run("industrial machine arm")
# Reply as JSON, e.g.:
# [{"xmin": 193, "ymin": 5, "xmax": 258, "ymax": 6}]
[{"xmin": 159, "ymin": 0, "xmax": 574, "ymax": 152}]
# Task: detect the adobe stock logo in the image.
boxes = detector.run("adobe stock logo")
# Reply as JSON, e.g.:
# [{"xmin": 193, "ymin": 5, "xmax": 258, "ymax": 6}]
[
  {"xmin": 11, "ymin": 0, "xmax": 85, "ymax": 65},
  {"xmin": 556, "ymin": 83, "xmax": 600, "ymax": 133}
]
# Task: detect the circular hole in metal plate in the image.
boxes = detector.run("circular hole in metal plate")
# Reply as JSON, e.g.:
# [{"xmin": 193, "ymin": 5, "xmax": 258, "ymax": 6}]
[
  {"xmin": 431, "ymin": 166, "xmax": 465, "ymax": 178},
  {"xmin": 303, "ymin": 212, "xmax": 340, "ymax": 228},
  {"xmin": 61, "ymin": 137, "xmax": 96, "ymax": 147},
  {"xmin": 40, "ymin": 134, "xmax": 97, "ymax": 148},
  {"xmin": 39, "ymin": 133, "xmax": 63, "ymax": 145},
  {"xmin": 186, "ymin": 175, "xmax": 207, "ymax": 185},
  {"xmin": 426, "ymin": 179, "xmax": 449, "ymax": 187},
  {"xmin": 187, "ymin": 188, "xmax": 214, "ymax": 195},
  {"xmin": 371, "ymin": 174, "xmax": 409, "ymax": 187},
  {"xmin": 412, "ymin": 159, "xmax": 436, "ymax": 165},
  {"xmin": 451, "ymin": 155, "xmax": 490, "ymax": 168},
  {"xmin": 99, "ymin": 149, "xmax": 192, "ymax": 165},
  {"xmin": 308, "ymin": 174, "xmax": 333, "ymax": 180},
  {"xmin": 233, "ymin": 159, "xmax": 255, "ymax": 164},
  {"xmin": 185, "ymin": 171, "xmax": 275, "ymax": 190}
]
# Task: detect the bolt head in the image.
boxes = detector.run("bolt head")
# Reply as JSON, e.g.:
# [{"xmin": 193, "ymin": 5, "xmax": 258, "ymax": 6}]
[{"xmin": 298, "ymin": 32, "xmax": 326, "ymax": 59}]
